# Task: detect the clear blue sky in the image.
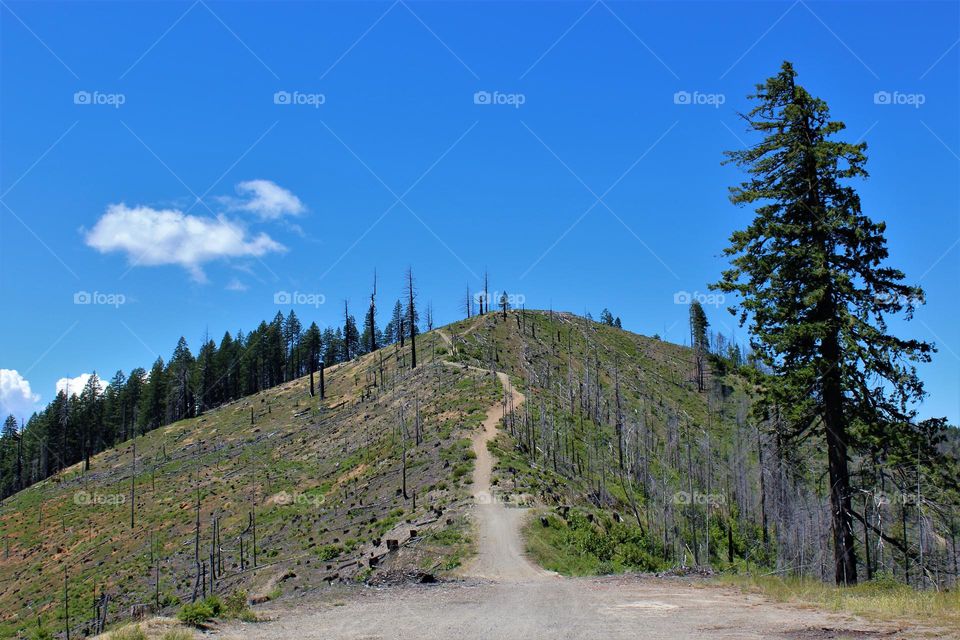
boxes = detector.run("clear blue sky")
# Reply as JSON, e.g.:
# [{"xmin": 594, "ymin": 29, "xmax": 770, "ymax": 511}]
[{"xmin": 1, "ymin": 1, "xmax": 957, "ymax": 423}]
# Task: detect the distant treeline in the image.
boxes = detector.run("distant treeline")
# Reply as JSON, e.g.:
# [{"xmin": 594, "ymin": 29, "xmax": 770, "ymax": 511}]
[{"xmin": 0, "ymin": 293, "xmax": 420, "ymax": 500}]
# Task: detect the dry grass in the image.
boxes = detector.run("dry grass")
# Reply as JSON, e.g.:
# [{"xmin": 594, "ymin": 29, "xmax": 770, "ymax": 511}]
[
  {"xmin": 717, "ymin": 573, "xmax": 960, "ymax": 635},
  {"xmin": 98, "ymin": 617, "xmax": 195, "ymax": 640}
]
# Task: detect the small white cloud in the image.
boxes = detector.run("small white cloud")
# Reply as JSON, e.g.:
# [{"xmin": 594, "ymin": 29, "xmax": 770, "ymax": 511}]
[
  {"xmin": 226, "ymin": 278, "xmax": 248, "ymax": 292},
  {"xmin": 56, "ymin": 373, "xmax": 108, "ymax": 397},
  {"xmin": 0, "ymin": 369, "xmax": 41, "ymax": 420},
  {"xmin": 233, "ymin": 179, "xmax": 305, "ymax": 219},
  {"xmin": 85, "ymin": 204, "xmax": 284, "ymax": 281}
]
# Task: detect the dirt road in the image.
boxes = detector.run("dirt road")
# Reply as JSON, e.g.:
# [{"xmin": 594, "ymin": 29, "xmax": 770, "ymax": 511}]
[
  {"xmin": 221, "ymin": 367, "xmax": 919, "ymax": 639},
  {"xmin": 459, "ymin": 370, "xmax": 549, "ymax": 582}
]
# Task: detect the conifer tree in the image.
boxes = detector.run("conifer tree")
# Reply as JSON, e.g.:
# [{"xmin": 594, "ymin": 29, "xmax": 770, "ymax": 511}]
[{"xmin": 714, "ymin": 61, "xmax": 935, "ymax": 585}]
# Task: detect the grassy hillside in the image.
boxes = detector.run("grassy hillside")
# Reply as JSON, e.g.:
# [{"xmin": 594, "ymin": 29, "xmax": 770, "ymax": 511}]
[
  {"xmin": 1, "ymin": 309, "xmax": 834, "ymax": 638},
  {"xmin": 0, "ymin": 330, "xmax": 498, "ymax": 638}
]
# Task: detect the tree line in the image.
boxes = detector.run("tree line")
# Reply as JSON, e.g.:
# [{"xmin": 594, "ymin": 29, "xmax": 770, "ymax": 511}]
[{"xmin": 0, "ymin": 271, "xmax": 426, "ymax": 500}]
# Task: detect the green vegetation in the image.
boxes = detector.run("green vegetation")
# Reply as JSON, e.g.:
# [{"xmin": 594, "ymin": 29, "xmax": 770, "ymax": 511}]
[
  {"xmin": 525, "ymin": 510, "xmax": 666, "ymax": 576},
  {"xmin": 177, "ymin": 596, "xmax": 222, "ymax": 626}
]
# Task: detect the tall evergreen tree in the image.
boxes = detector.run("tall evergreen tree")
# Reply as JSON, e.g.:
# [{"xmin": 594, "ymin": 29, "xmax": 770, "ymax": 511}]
[
  {"xmin": 284, "ymin": 310, "xmax": 303, "ymax": 380},
  {"xmin": 385, "ymin": 299, "xmax": 404, "ymax": 345},
  {"xmin": 194, "ymin": 338, "xmax": 218, "ymax": 414},
  {"xmin": 366, "ymin": 270, "xmax": 378, "ymax": 353},
  {"xmin": 343, "ymin": 301, "xmax": 360, "ymax": 361},
  {"xmin": 689, "ymin": 301, "xmax": 709, "ymax": 392},
  {"xmin": 166, "ymin": 338, "xmax": 195, "ymax": 423},
  {"xmin": 78, "ymin": 373, "xmax": 103, "ymax": 471},
  {"xmin": 139, "ymin": 357, "xmax": 167, "ymax": 433},
  {"xmin": 124, "ymin": 368, "xmax": 146, "ymax": 439},
  {"xmin": 104, "ymin": 370, "xmax": 126, "ymax": 445},
  {"xmin": 714, "ymin": 61, "xmax": 935, "ymax": 585},
  {"xmin": 0, "ymin": 415, "xmax": 19, "ymax": 498}
]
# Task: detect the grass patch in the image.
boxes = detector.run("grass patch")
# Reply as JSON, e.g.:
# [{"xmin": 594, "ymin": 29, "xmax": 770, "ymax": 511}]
[
  {"xmin": 524, "ymin": 510, "xmax": 666, "ymax": 576},
  {"xmin": 717, "ymin": 573, "xmax": 960, "ymax": 631},
  {"xmin": 109, "ymin": 625, "xmax": 148, "ymax": 640}
]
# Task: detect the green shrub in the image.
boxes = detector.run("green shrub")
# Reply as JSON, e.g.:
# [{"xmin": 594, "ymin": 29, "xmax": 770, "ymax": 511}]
[
  {"xmin": 177, "ymin": 595, "xmax": 222, "ymax": 626},
  {"xmin": 29, "ymin": 625, "xmax": 55, "ymax": 640},
  {"xmin": 315, "ymin": 544, "xmax": 343, "ymax": 561},
  {"xmin": 222, "ymin": 589, "xmax": 257, "ymax": 621}
]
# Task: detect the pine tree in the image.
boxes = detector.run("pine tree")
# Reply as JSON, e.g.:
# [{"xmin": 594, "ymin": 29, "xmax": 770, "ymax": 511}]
[
  {"xmin": 0, "ymin": 415, "xmax": 19, "ymax": 498},
  {"xmin": 78, "ymin": 373, "xmax": 103, "ymax": 471},
  {"xmin": 283, "ymin": 311, "xmax": 303, "ymax": 380},
  {"xmin": 166, "ymin": 338, "xmax": 195, "ymax": 423},
  {"xmin": 343, "ymin": 301, "xmax": 360, "ymax": 361},
  {"xmin": 104, "ymin": 370, "xmax": 126, "ymax": 445},
  {"xmin": 124, "ymin": 368, "xmax": 146, "ymax": 439},
  {"xmin": 139, "ymin": 358, "xmax": 167, "ymax": 432},
  {"xmin": 194, "ymin": 338, "xmax": 218, "ymax": 414},
  {"xmin": 689, "ymin": 301, "xmax": 709, "ymax": 392},
  {"xmin": 714, "ymin": 61, "xmax": 935, "ymax": 585},
  {"xmin": 366, "ymin": 270, "xmax": 378, "ymax": 353},
  {"xmin": 304, "ymin": 322, "xmax": 322, "ymax": 395},
  {"xmin": 216, "ymin": 332, "xmax": 239, "ymax": 402}
]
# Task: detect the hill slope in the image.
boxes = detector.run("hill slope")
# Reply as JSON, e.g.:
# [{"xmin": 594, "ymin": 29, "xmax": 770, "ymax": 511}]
[
  {"xmin": 0, "ymin": 329, "xmax": 499, "ymax": 637},
  {"xmin": 2, "ymin": 310, "xmax": 764, "ymax": 637}
]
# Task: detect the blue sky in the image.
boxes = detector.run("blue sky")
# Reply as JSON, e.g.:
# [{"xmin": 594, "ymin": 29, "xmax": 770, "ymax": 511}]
[{"xmin": 1, "ymin": 0, "xmax": 957, "ymax": 423}]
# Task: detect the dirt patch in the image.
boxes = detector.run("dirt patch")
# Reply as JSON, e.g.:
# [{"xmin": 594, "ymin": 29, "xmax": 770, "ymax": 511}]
[{"xmin": 334, "ymin": 462, "xmax": 369, "ymax": 487}]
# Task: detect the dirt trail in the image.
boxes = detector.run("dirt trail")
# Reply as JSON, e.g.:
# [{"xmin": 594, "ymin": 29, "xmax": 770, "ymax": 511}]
[{"xmin": 460, "ymin": 370, "xmax": 550, "ymax": 582}]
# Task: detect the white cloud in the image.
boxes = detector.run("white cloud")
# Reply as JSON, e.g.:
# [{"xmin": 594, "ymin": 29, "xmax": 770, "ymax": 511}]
[
  {"xmin": 225, "ymin": 278, "xmax": 248, "ymax": 292},
  {"xmin": 85, "ymin": 204, "xmax": 284, "ymax": 281},
  {"xmin": 233, "ymin": 179, "xmax": 305, "ymax": 219},
  {"xmin": 0, "ymin": 369, "xmax": 41, "ymax": 420},
  {"xmin": 56, "ymin": 373, "xmax": 108, "ymax": 397}
]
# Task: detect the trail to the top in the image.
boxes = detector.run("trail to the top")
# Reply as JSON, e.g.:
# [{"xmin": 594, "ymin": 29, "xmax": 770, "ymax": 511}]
[{"xmin": 461, "ymin": 369, "xmax": 551, "ymax": 582}]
